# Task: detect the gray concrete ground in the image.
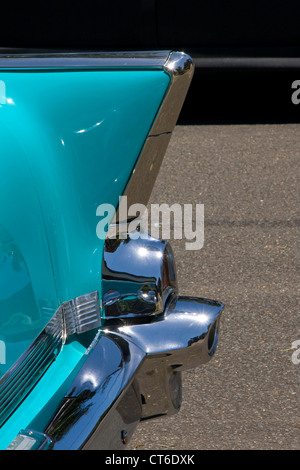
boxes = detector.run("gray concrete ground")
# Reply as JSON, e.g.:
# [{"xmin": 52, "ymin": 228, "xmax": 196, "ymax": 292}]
[{"xmin": 128, "ymin": 124, "xmax": 299, "ymax": 450}]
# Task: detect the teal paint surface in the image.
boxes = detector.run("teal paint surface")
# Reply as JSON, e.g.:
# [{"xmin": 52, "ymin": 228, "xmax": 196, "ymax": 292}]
[
  {"xmin": 0, "ymin": 67, "xmax": 171, "ymax": 444},
  {"xmin": 0, "ymin": 226, "xmax": 46, "ymax": 378}
]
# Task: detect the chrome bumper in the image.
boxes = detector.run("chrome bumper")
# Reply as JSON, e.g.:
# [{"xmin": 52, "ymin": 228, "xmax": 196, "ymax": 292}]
[
  {"xmin": 6, "ymin": 231, "xmax": 223, "ymax": 450},
  {"xmin": 7, "ymin": 294, "xmax": 223, "ymax": 450}
]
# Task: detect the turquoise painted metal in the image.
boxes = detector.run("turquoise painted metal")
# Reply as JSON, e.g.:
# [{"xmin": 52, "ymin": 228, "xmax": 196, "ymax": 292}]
[{"xmin": 0, "ymin": 67, "xmax": 171, "ymax": 447}]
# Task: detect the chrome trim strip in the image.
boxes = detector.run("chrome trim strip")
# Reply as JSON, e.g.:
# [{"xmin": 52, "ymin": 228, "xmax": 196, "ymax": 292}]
[
  {"xmin": 120, "ymin": 133, "xmax": 172, "ymax": 214},
  {"xmin": 119, "ymin": 51, "xmax": 194, "ymax": 215},
  {"xmin": 150, "ymin": 51, "xmax": 194, "ymax": 135},
  {"xmin": 0, "ymin": 51, "xmax": 171, "ymax": 69}
]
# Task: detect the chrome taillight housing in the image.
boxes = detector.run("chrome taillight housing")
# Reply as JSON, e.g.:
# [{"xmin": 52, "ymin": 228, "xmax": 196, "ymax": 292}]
[{"xmin": 102, "ymin": 229, "xmax": 177, "ymax": 320}]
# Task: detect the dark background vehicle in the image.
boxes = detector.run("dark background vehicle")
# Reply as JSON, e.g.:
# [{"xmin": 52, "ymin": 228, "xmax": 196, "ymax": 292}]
[{"xmin": 1, "ymin": 0, "xmax": 300, "ymax": 123}]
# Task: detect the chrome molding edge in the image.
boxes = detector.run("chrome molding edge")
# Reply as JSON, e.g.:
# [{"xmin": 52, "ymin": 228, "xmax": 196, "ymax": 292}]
[
  {"xmin": 120, "ymin": 51, "xmax": 195, "ymax": 215},
  {"xmin": 0, "ymin": 51, "xmax": 171, "ymax": 69},
  {"xmin": 151, "ymin": 51, "xmax": 195, "ymax": 135}
]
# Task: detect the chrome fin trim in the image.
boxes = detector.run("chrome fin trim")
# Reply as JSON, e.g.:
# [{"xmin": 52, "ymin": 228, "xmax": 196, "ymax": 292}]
[{"xmin": 119, "ymin": 51, "xmax": 194, "ymax": 215}]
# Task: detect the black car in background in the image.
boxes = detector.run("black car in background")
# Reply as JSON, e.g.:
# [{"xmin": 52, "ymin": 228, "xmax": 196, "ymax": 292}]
[{"xmin": 1, "ymin": 0, "xmax": 300, "ymax": 122}]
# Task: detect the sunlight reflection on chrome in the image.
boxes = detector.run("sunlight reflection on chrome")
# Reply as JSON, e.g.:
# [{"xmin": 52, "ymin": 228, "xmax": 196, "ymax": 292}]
[
  {"xmin": 172, "ymin": 312, "xmax": 210, "ymax": 325},
  {"xmin": 118, "ymin": 326, "xmax": 133, "ymax": 335},
  {"xmin": 82, "ymin": 371, "xmax": 100, "ymax": 389},
  {"xmin": 137, "ymin": 247, "xmax": 148, "ymax": 258}
]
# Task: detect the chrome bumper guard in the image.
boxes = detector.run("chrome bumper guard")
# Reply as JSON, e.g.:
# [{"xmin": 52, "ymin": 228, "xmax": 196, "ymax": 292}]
[{"xmin": 7, "ymin": 294, "xmax": 223, "ymax": 450}]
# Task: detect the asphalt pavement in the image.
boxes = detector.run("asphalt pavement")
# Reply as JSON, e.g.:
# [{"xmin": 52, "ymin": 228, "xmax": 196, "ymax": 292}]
[{"xmin": 127, "ymin": 123, "xmax": 299, "ymax": 450}]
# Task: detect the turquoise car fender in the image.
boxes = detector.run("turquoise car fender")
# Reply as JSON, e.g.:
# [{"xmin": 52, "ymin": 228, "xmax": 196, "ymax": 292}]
[
  {"xmin": 0, "ymin": 52, "xmax": 223, "ymax": 451},
  {"xmin": 0, "ymin": 122, "xmax": 58, "ymax": 376},
  {"xmin": 0, "ymin": 65, "xmax": 171, "ymax": 370}
]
